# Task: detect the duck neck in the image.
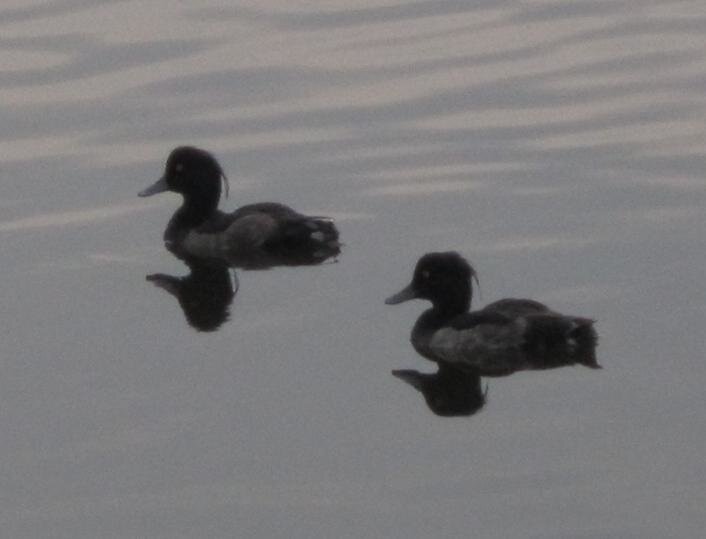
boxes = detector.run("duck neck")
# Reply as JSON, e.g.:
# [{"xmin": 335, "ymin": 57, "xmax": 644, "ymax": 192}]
[
  {"xmin": 410, "ymin": 297, "xmax": 470, "ymax": 363},
  {"xmin": 182, "ymin": 189, "xmax": 220, "ymax": 224},
  {"xmin": 430, "ymin": 292, "xmax": 470, "ymax": 319},
  {"xmin": 164, "ymin": 193, "xmax": 220, "ymax": 244},
  {"xmin": 414, "ymin": 294, "xmax": 469, "ymax": 336}
]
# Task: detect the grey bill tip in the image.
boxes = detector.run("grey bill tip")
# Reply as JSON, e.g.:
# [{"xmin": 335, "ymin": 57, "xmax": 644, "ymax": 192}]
[
  {"xmin": 139, "ymin": 176, "xmax": 169, "ymax": 197},
  {"xmin": 391, "ymin": 370, "xmax": 424, "ymax": 390},
  {"xmin": 385, "ymin": 284, "xmax": 417, "ymax": 305}
]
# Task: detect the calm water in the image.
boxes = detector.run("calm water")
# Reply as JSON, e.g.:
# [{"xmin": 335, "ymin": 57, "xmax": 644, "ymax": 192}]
[{"xmin": 2, "ymin": 1, "xmax": 706, "ymax": 537}]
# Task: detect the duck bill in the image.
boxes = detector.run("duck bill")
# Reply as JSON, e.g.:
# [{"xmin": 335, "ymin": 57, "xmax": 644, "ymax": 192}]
[
  {"xmin": 145, "ymin": 273, "xmax": 180, "ymax": 296},
  {"xmin": 139, "ymin": 176, "xmax": 169, "ymax": 197},
  {"xmin": 392, "ymin": 369, "xmax": 425, "ymax": 390},
  {"xmin": 385, "ymin": 283, "xmax": 418, "ymax": 305}
]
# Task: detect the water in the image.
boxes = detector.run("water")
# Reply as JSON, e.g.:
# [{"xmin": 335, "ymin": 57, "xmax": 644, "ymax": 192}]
[{"xmin": 2, "ymin": 1, "xmax": 705, "ymax": 537}]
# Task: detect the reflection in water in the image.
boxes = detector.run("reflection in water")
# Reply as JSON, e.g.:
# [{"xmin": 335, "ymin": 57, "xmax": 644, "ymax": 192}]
[
  {"xmin": 4, "ymin": 0, "xmax": 704, "ymax": 535},
  {"xmin": 388, "ymin": 252, "xmax": 600, "ymax": 417},
  {"xmin": 393, "ymin": 365, "xmax": 486, "ymax": 417},
  {"xmin": 146, "ymin": 257, "xmax": 237, "ymax": 332}
]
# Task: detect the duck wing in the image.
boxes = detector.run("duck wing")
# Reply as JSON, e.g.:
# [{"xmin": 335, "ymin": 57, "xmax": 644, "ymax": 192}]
[
  {"xmin": 232, "ymin": 203, "xmax": 340, "ymax": 266},
  {"xmin": 193, "ymin": 210, "xmax": 237, "ymax": 234},
  {"xmin": 181, "ymin": 213, "xmax": 278, "ymax": 263},
  {"xmin": 426, "ymin": 311, "xmax": 528, "ymax": 376}
]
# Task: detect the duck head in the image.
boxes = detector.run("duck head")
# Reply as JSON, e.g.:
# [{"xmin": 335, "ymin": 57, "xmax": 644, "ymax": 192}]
[
  {"xmin": 385, "ymin": 251, "xmax": 477, "ymax": 314},
  {"xmin": 139, "ymin": 146, "xmax": 229, "ymax": 213}
]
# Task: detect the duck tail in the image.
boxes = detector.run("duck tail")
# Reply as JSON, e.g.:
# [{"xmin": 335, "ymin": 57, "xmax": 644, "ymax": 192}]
[
  {"xmin": 278, "ymin": 216, "xmax": 341, "ymax": 261},
  {"xmin": 303, "ymin": 216, "xmax": 340, "ymax": 249},
  {"xmin": 568, "ymin": 318, "xmax": 601, "ymax": 369}
]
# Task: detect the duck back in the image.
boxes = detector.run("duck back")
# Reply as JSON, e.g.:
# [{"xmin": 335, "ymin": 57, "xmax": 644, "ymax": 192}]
[
  {"xmin": 482, "ymin": 298, "xmax": 552, "ymax": 318},
  {"xmin": 521, "ymin": 314, "xmax": 599, "ymax": 369}
]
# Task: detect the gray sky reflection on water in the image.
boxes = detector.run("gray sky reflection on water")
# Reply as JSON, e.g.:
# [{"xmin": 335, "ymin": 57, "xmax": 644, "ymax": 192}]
[{"xmin": 1, "ymin": 1, "xmax": 705, "ymax": 538}]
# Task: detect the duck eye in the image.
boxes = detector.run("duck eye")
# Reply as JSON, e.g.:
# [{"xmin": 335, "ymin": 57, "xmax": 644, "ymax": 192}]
[
  {"xmin": 421, "ymin": 270, "xmax": 430, "ymax": 280},
  {"xmin": 174, "ymin": 163, "xmax": 184, "ymax": 173}
]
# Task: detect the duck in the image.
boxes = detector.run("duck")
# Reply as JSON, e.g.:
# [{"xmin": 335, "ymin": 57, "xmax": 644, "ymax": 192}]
[
  {"xmin": 139, "ymin": 146, "xmax": 340, "ymax": 268},
  {"xmin": 385, "ymin": 252, "xmax": 600, "ymax": 376}
]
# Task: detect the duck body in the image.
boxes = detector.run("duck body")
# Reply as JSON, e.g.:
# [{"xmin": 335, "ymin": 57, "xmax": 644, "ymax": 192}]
[
  {"xmin": 140, "ymin": 147, "xmax": 340, "ymax": 268},
  {"xmin": 410, "ymin": 308, "xmax": 529, "ymax": 376},
  {"xmin": 386, "ymin": 252, "xmax": 599, "ymax": 376},
  {"xmin": 423, "ymin": 309, "xmax": 598, "ymax": 376},
  {"xmin": 168, "ymin": 201, "xmax": 339, "ymax": 269}
]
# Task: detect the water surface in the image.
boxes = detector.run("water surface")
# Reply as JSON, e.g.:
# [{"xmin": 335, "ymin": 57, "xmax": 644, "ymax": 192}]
[{"xmin": 1, "ymin": 1, "xmax": 705, "ymax": 537}]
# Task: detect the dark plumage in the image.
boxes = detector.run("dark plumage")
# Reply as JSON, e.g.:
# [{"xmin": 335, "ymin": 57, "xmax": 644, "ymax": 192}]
[
  {"xmin": 140, "ymin": 146, "xmax": 340, "ymax": 268},
  {"xmin": 146, "ymin": 257, "xmax": 237, "ymax": 332},
  {"xmin": 385, "ymin": 252, "xmax": 600, "ymax": 376},
  {"xmin": 392, "ymin": 364, "xmax": 487, "ymax": 417}
]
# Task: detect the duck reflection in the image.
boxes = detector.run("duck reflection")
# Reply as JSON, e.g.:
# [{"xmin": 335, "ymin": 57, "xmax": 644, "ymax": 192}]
[
  {"xmin": 146, "ymin": 256, "xmax": 238, "ymax": 332},
  {"xmin": 393, "ymin": 364, "xmax": 487, "ymax": 417}
]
